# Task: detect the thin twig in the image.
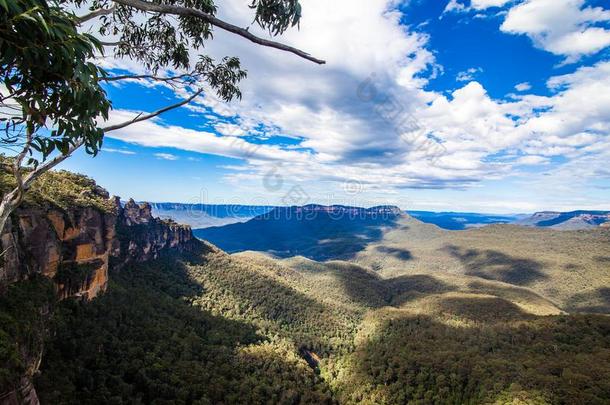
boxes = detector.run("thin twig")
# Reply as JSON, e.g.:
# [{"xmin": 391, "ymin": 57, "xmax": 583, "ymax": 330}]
[
  {"xmin": 111, "ymin": 0, "xmax": 325, "ymax": 65},
  {"xmin": 102, "ymin": 73, "xmax": 192, "ymax": 83},
  {"xmin": 76, "ymin": 6, "xmax": 116, "ymax": 24},
  {"xmin": 102, "ymin": 89, "xmax": 203, "ymax": 132}
]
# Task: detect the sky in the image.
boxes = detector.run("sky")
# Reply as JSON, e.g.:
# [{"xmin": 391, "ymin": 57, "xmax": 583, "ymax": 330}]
[{"xmin": 60, "ymin": 0, "xmax": 610, "ymax": 214}]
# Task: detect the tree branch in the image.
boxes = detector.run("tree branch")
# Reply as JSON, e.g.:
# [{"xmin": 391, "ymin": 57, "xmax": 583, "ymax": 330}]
[
  {"xmin": 16, "ymin": 89, "xmax": 203, "ymax": 191},
  {"xmin": 76, "ymin": 6, "xmax": 116, "ymax": 24},
  {"xmin": 110, "ymin": 0, "xmax": 326, "ymax": 65},
  {"xmin": 99, "ymin": 40, "xmax": 128, "ymax": 47},
  {"xmin": 0, "ymin": 88, "xmax": 206, "ymax": 233},
  {"xmin": 101, "ymin": 89, "xmax": 203, "ymax": 132},
  {"xmin": 102, "ymin": 73, "xmax": 193, "ymax": 83},
  {"xmin": 10, "ymin": 121, "xmax": 33, "ymax": 206},
  {"xmin": 21, "ymin": 141, "xmax": 83, "ymax": 192}
]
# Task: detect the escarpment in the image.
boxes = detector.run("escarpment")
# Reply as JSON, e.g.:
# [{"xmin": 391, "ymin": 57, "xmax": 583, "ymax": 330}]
[
  {"xmin": 0, "ymin": 171, "xmax": 195, "ymax": 404},
  {"xmin": 114, "ymin": 198, "xmax": 194, "ymax": 265},
  {"xmin": 0, "ymin": 195, "xmax": 195, "ymax": 301},
  {"xmin": 0, "ymin": 185, "xmax": 116, "ymax": 300}
]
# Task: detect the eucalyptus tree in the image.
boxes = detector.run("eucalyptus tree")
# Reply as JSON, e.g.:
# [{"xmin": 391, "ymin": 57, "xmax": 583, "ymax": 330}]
[{"xmin": 0, "ymin": 0, "xmax": 323, "ymax": 233}]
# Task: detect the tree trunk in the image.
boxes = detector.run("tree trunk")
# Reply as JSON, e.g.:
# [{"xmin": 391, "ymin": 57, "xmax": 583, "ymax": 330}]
[{"xmin": 0, "ymin": 190, "xmax": 20, "ymax": 237}]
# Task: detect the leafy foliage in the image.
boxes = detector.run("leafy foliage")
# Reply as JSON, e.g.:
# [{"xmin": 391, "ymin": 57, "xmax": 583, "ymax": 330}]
[
  {"xmin": 250, "ymin": 0, "xmax": 302, "ymax": 35},
  {"xmin": 35, "ymin": 255, "xmax": 334, "ymax": 404},
  {"xmin": 0, "ymin": 0, "xmax": 110, "ymax": 164},
  {"xmin": 0, "ymin": 276, "xmax": 56, "ymax": 393},
  {"xmin": 327, "ymin": 303, "xmax": 610, "ymax": 404},
  {"xmin": 26, "ymin": 242, "xmax": 610, "ymax": 404}
]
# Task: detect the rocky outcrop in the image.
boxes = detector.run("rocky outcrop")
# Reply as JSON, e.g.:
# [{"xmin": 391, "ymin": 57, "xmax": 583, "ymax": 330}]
[
  {"xmin": 0, "ymin": 187, "xmax": 116, "ymax": 301},
  {"xmin": 1, "ymin": 195, "xmax": 195, "ymax": 300},
  {"xmin": 0, "ymin": 188, "xmax": 195, "ymax": 405},
  {"xmin": 114, "ymin": 199, "xmax": 195, "ymax": 264}
]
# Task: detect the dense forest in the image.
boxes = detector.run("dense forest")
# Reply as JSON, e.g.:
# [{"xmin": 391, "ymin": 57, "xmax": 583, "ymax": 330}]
[
  {"xmin": 34, "ymin": 251, "xmax": 335, "ymax": 404},
  {"xmin": 3, "ymin": 242, "xmax": 605, "ymax": 404}
]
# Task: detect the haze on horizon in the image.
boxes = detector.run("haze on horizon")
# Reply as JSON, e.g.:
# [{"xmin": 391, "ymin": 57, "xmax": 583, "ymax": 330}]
[{"xmin": 61, "ymin": 0, "xmax": 610, "ymax": 214}]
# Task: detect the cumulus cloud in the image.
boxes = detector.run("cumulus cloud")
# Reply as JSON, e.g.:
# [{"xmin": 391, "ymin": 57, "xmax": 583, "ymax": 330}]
[
  {"xmin": 443, "ymin": 0, "xmax": 512, "ymax": 14},
  {"xmin": 500, "ymin": 0, "xmax": 610, "ymax": 61},
  {"xmin": 443, "ymin": 0, "xmax": 467, "ymax": 13},
  {"xmin": 514, "ymin": 82, "xmax": 532, "ymax": 91},
  {"xmin": 154, "ymin": 153, "xmax": 180, "ymax": 161},
  {"xmin": 456, "ymin": 67, "xmax": 484, "ymax": 82},
  {"xmin": 471, "ymin": 0, "xmax": 513, "ymax": 9},
  {"xmin": 95, "ymin": 0, "xmax": 610, "ymax": 204}
]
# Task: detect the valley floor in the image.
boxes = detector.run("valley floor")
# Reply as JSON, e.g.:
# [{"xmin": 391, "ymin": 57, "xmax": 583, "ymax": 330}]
[{"xmin": 23, "ymin": 240, "xmax": 610, "ymax": 404}]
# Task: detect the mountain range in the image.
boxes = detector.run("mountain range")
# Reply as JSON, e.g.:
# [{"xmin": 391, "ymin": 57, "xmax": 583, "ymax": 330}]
[
  {"xmin": 194, "ymin": 204, "xmax": 403, "ymax": 261},
  {"xmin": 150, "ymin": 203, "xmax": 610, "ymax": 231},
  {"xmin": 517, "ymin": 210, "xmax": 610, "ymax": 230},
  {"xmin": 2, "ymin": 171, "xmax": 610, "ymax": 404},
  {"xmin": 148, "ymin": 202, "xmax": 275, "ymax": 229},
  {"xmin": 406, "ymin": 210, "xmax": 524, "ymax": 230}
]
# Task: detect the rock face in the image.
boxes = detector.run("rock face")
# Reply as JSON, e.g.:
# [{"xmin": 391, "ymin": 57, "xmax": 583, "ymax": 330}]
[
  {"xmin": 1, "ymin": 196, "xmax": 195, "ymax": 300},
  {"xmin": 0, "ymin": 191, "xmax": 117, "ymax": 300},
  {"xmin": 115, "ymin": 199, "xmax": 194, "ymax": 264},
  {"xmin": 0, "ymin": 190, "xmax": 195, "ymax": 405}
]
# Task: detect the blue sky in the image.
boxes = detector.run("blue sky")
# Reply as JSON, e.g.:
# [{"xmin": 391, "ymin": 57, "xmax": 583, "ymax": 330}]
[{"xmin": 60, "ymin": 0, "xmax": 610, "ymax": 213}]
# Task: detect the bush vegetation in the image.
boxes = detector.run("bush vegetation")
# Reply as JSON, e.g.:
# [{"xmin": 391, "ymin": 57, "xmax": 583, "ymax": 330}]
[
  {"xmin": 0, "ymin": 158, "xmax": 115, "ymax": 214},
  {"xmin": 19, "ymin": 242, "xmax": 610, "ymax": 404}
]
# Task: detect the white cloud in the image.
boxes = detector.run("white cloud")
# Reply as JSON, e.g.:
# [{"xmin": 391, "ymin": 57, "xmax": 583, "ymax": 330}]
[
  {"xmin": 443, "ymin": 0, "xmax": 466, "ymax": 13},
  {"xmin": 515, "ymin": 82, "xmax": 532, "ymax": 91},
  {"xmin": 516, "ymin": 155, "xmax": 550, "ymax": 165},
  {"xmin": 471, "ymin": 0, "xmax": 513, "ymax": 9},
  {"xmin": 214, "ymin": 122, "xmax": 246, "ymax": 137},
  {"xmin": 500, "ymin": 0, "xmax": 610, "ymax": 61},
  {"xmin": 443, "ymin": 0, "xmax": 512, "ymax": 14},
  {"xmin": 456, "ymin": 67, "xmax": 483, "ymax": 82},
  {"xmin": 103, "ymin": 148, "xmax": 136, "ymax": 155},
  {"xmin": 154, "ymin": 153, "xmax": 180, "ymax": 161},
  {"xmin": 91, "ymin": 0, "xmax": 610, "ymax": 206}
]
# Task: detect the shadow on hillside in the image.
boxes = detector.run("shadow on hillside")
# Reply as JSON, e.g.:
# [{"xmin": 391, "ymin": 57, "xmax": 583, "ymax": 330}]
[
  {"xmin": 36, "ymin": 255, "xmax": 270, "ymax": 403},
  {"xmin": 310, "ymin": 262, "xmax": 456, "ymax": 308},
  {"xmin": 565, "ymin": 287, "xmax": 610, "ymax": 314},
  {"xmin": 338, "ymin": 299, "xmax": 610, "ymax": 404},
  {"xmin": 595, "ymin": 256, "xmax": 610, "ymax": 264},
  {"xmin": 188, "ymin": 253, "xmax": 358, "ymax": 354},
  {"xmin": 466, "ymin": 280, "xmax": 556, "ymax": 312},
  {"xmin": 375, "ymin": 246, "xmax": 413, "ymax": 260},
  {"xmin": 443, "ymin": 245, "xmax": 547, "ymax": 286},
  {"xmin": 388, "ymin": 274, "xmax": 457, "ymax": 306},
  {"xmin": 195, "ymin": 214, "xmax": 400, "ymax": 261}
]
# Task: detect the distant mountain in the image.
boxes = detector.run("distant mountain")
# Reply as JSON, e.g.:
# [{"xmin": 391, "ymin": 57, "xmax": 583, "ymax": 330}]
[
  {"xmin": 517, "ymin": 210, "xmax": 610, "ymax": 230},
  {"xmin": 194, "ymin": 204, "xmax": 403, "ymax": 261},
  {"xmin": 148, "ymin": 203, "xmax": 275, "ymax": 229},
  {"xmin": 407, "ymin": 211, "xmax": 523, "ymax": 230}
]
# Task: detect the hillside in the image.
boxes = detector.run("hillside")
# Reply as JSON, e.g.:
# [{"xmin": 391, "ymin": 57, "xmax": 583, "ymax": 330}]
[
  {"xmin": 517, "ymin": 211, "xmax": 610, "ymax": 230},
  {"xmin": 194, "ymin": 205, "xmax": 403, "ymax": 261},
  {"xmin": 2, "ymin": 175, "xmax": 610, "ymax": 403},
  {"xmin": 351, "ymin": 215, "xmax": 610, "ymax": 313},
  {"xmin": 28, "ymin": 242, "xmax": 610, "ymax": 404},
  {"xmin": 197, "ymin": 206, "xmax": 610, "ymax": 314}
]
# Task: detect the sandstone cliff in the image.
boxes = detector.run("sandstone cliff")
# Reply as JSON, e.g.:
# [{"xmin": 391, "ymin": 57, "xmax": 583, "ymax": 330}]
[
  {"xmin": 0, "ymin": 171, "xmax": 196, "ymax": 405},
  {"xmin": 114, "ymin": 199, "xmax": 194, "ymax": 265},
  {"xmin": 0, "ymin": 195, "xmax": 195, "ymax": 301},
  {"xmin": 0, "ymin": 187, "xmax": 116, "ymax": 301}
]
